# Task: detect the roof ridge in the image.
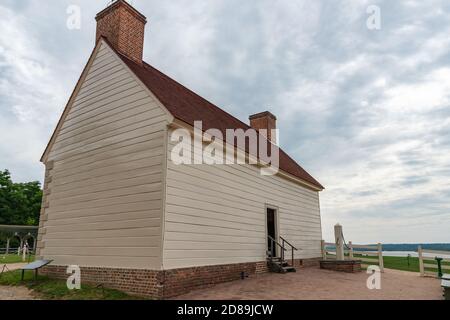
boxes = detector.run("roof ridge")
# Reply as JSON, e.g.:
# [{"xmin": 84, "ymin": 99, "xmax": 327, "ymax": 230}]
[
  {"xmin": 140, "ymin": 60, "xmax": 253, "ymax": 130},
  {"xmin": 112, "ymin": 43, "xmax": 255, "ymax": 134}
]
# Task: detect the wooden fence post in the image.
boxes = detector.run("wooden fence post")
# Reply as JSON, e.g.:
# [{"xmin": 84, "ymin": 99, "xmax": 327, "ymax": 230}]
[
  {"xmin": 418, "ymin": 245, "xmax": 424, "ymax": 277},
  {"xmin": 5, "ymin": 238, "xmax": 10, "ymax": 255},
  {"xmin": 377, "ymin": 243, "xmax": 384, "ymax": 272},
  {"xmin": 18, "ymin": 239, "xmax": 23, "ymax": 256},
  {"xmin": 349, "ymin": 241, "xmax": 354, "ymax": 260},
  {"xmin": 22, "ymin": 243, "xmax": 27, "ymax": 262},
  {"xmin": 321, "ymin": 240, "xmax": 326, "ymax": 260}
]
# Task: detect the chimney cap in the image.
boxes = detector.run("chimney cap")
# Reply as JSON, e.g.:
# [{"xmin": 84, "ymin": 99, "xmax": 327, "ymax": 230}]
[
  {"xmin": 96, "ymin": 0, "xmax": 147, "ymax": 23},
  {"xmin": 249, "ymin": 111, "xmax": 277, "ymax": 121}
]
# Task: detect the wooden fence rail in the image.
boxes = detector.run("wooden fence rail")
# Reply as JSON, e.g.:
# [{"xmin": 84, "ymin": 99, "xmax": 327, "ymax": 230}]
[
  {"xmin": 321, "ymin": 241, "xmax": 337, "ymax": 260},
  {"xmin": 0, "ymin": 247, "xmax": 19, "ymax": 255},
  {"xmin": 418, "ymin": 246, "xmax": 450, "ymax": 277},
  {"xmin": 321, "ymin": 240, "xmax": 384, "ymax": 272}
]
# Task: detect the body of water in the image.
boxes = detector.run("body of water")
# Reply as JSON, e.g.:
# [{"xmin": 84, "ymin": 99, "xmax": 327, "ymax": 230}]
[{"xmin": 382, "ymin": 251, "xmax": 450, "ymax": 259}]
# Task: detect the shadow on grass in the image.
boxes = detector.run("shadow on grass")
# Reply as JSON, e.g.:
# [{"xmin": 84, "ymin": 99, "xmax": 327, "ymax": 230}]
[{"xmin": 0, "ymin": 270, "xmax": 146, "ymax": 300}]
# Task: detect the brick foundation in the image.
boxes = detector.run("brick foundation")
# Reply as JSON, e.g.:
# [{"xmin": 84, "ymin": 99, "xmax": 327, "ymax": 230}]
[
  {"xmin": 42, "ymin": 258, "xmax": 321, "ymax": 298},
  {"xmin": 319, "ymin": 260, "xmax": 362, "ymax": 273},
  {"xmin": 292, "ymin": 257, "xmax": 322, "ymax": 269},
  {"xmin": 256, "ymin": 261, "xmax": 268, "ymax": 274},
  {"xmin": 41, "ymin": 262, "xmax": 264, "ymax": 299},
  {"xmin": 161, "ymin": 262, "xmax": 259, "ymax": 298},
  {"xmin": 41, "ymin": 265, "xmax": 162, "ymax": 298}
]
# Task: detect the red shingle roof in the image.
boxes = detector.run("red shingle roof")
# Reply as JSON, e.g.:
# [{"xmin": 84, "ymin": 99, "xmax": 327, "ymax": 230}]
[{"xmin": 114, "ymin": 45, "xmax": 324, "ymax": 190}]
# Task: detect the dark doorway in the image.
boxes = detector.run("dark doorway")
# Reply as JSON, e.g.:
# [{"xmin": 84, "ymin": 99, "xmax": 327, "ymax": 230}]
[{"xmin": 267, "ymin": 208, "xmax": 277, "ymax": 256}]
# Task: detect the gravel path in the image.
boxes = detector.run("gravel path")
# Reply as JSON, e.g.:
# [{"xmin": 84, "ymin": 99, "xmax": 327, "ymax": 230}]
[
  {"xmin": 0, "ymin": 263, "xmax": 35, "ymax": 300},
  {"xmin": 174, "ymin": 267, "xmax": 443, "ymax": 300},
  {"xmin": 2, "ymin": 263, "xmax": 27, "ymax": 271},
  {"xmin": 0, "ymin": 286, "xmax": 35, "ymax": 300}
]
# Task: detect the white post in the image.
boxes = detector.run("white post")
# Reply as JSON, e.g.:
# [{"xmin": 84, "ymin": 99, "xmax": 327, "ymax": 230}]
[
  {"xmin": 349, "ymin": 241, "xmax": 354, "ymax": 260},
  {"xmin": 334, "ymin": 224, "xmax": 344, "ymax": 261},
  {"xmin": 5, "ymin": 238, "xmax": 10, "ymax": 255},
  {"xmin": 377, "ymin": 243, "xmax": 384, "ymax": 272},
  {"xmin": 18, "ymin": 239, "xmax": 23, "ymax": 256},
  {"xmin": 22, "ymin": 243, "xmax": 27, "ymax": 262},
  {"xmin": 418, "ymin": 245, "xmax": 424, "ymax": 277}
]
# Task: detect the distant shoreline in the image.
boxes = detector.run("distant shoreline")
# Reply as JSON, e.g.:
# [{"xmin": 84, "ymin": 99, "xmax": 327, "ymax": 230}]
[
  {"xmin": 345, "ymin": 243, "xmax": 450, "ymax": 252},
  {"xmin": 383, "ymin": 251, "xmax": 450, "ymax": 259}
]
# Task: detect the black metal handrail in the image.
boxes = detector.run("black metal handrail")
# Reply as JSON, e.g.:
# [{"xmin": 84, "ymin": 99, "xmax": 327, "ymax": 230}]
[
  {"xmin": 268, "ymin": 235, "xmax": 287, "ymax": 260},
  {"xmin": 280, "ymin": 236, "xmax": 298, "ymax": 267}
]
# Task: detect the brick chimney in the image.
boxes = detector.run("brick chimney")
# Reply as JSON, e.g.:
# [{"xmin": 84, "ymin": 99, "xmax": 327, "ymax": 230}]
[
  {"xmin": 249, "ymin": 111, "xmax": 277, "ymax": 144},
  {"xmin": 95, "ymin": 0, "xmax": 147, "ymax": 64}
]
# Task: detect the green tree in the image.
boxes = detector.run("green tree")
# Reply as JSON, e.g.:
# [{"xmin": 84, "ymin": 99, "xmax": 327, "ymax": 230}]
[{"xmin": 0, "ymin": 169, "xmax": 42, "ymax": 226}]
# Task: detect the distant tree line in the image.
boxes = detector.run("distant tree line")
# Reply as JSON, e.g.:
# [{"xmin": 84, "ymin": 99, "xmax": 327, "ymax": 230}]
[
  {"xmin": 0, "ymin": 169, "xmax": 42, "ymax": 226},
  {"xmin": 0, "ymin": 170, "xmax": 42, "ymax": 248}
]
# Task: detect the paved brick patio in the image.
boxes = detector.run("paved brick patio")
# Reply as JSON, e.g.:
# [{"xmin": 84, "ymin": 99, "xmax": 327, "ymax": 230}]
[
  {"xmin": 173, "ymin": 267, "xmax": 443, "ymax": 300},
  {"xmin": 0, "ymin": 266, "xmax": 442, "ymax": 300}
]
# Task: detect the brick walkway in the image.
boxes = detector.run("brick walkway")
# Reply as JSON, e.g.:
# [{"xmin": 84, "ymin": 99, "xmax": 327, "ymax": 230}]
[{"xmin": 173, "ymin": 267, "xmax": 443, "ymax": 300}]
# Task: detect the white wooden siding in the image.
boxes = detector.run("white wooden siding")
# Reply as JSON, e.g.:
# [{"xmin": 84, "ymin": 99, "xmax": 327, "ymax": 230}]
[
  {"xmin": 163, "ymin": 128, "xmax": 322, "ymax": 269},
  {"xmin": 40, "ymin": 41, "xmax": 169, "ymax": 270}
]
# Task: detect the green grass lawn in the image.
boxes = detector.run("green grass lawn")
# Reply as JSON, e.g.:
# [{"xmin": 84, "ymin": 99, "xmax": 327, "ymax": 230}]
[
  {"xmin": 0, "ymin": 254, "xmax": 35, "ymax": 264},
  {"xmin": 353, "ymin": 254, "xmax": 450, "ymax": 274},
  {"xmin": 0, "ymin": 270, "xmax": 144, "ymax": 300},
  {"xmin": 383, "ymin": 256, "xmax": 423, "ymax": 272}
]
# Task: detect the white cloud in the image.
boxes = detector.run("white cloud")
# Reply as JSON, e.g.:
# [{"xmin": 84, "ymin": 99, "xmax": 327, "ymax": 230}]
[
  {"xmin": 0, "ymin": 5, "xmax": 67, "ymax": 182},
  {"xmin": 319, "ymin": 67, "xmax": 450, "ymax": 242}
]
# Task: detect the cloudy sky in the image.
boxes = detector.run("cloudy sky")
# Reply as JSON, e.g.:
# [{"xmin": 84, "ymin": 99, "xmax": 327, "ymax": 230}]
[{"xmin": 1, "ymin": 0, "xmax": 449, "ymax": 243}]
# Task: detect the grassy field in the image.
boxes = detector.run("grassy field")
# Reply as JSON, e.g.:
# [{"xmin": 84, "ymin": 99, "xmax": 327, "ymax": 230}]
[
  {"xmin": 383, "ymin": 256, "xmax": 423, "ymax": 272},
  {"xmin": 0, "ymin": 270, "xmax": 144, "ymax": 300},
  {"xmin": 1, "ymin": 254, "xmax": 35, "ymax": 264},
  {"xmin": 354, "ymin": 254, "xmax": 450, "ymax": 274}
]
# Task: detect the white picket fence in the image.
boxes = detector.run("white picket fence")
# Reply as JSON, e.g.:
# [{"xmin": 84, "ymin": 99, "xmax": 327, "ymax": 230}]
[
  {"xmin": 418, "ymin": 246, "xmax": 450, "ymax": 277},
  {"xmin": 0, "ymin": 247, "xmax": 19, "ymax": 255},
  {"xmin": 321, "ymin": 241, "xmax": 338, "ymax": 260},
  {"xmin": 0, "ymin": 247, "xmax": 35, "ymax": 256},
  {"xmin": 321, "ymin": 240, "xmax": 384, "ymax": 272}
]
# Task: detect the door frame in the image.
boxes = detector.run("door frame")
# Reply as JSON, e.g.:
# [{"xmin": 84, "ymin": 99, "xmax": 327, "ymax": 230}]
[{"xmin": 265, "ymin": 204, "xmax": 280, "ymax": 257}]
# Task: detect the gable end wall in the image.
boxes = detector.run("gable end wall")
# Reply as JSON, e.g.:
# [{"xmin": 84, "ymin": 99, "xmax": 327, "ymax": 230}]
[{"xmin": 37, "ymin": 41, "xmax": 170, "ymax": 270}]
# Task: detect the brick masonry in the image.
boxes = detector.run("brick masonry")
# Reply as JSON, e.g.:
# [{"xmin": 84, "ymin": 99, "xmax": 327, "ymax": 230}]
[
  {"xmin": 95, "ymin": 0, "xmax": 146, "ymax": 64},
  {"xmin": 319, "ymin": 260, "xmax": 362, "ymax": 273},
  {"xmin": 161, "ymin": 262, "xmax": 258, "ymax": 298},
  {"xmin": 249, "ymin": 111, "xmax": 277, "ymax": 143},
  {"xmin": 294, "ymin": 257, "xmax": 322, "ymax": 268},
  {"xmin": 256, "ymin": 261, "xmax": 268, "ymax": 274},
  {"xmin": 42, "ymin": 265, "xmax": 163, "ymax": 298},
  {"xmin": 41, "ymin": 258, "xmax": 321, "ymax": 299}
]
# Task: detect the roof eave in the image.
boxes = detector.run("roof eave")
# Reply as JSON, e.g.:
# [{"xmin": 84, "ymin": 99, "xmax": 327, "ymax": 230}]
[{"xmin": 168, "ymin": 119, "xmax": 324, "ymax": 192}]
